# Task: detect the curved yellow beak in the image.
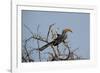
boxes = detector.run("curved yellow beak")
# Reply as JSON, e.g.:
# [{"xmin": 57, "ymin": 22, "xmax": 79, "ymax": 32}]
[{"xmin": 63, "ymin": 28, "xmax": 72, "ymax": 32}]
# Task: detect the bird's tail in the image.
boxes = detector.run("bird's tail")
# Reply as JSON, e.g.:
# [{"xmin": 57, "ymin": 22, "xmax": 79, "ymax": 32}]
[{"xmin": 37, "ymin": 41, "xmax": 53, "ymax": 51}]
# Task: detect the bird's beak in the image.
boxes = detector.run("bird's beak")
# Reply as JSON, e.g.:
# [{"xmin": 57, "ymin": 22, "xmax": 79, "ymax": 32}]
[{"xmin": 64, "ymin": 28, "xmax": 72, "ymax": 33}]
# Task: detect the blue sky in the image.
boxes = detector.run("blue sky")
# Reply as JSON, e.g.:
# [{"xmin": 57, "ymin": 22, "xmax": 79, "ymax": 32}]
[{"xmin": 22, "ymin": 10, "xmax": 90, "ymax": 61}]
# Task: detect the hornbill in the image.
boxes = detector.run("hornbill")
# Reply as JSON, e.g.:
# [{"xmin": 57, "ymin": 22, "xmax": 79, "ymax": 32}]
[{"xmin": 37, "ymin": 28, "xmax": 72, "ymax": 51}]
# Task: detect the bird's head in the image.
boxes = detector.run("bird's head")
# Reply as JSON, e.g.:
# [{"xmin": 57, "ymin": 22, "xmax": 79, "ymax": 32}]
[
  {"xmin": 63, "ymin": 28, "xmax": 72, "ymax": 33},
  {"xmin": 62, "ymin": 28, "xmax": 72, "ymax": 36}
]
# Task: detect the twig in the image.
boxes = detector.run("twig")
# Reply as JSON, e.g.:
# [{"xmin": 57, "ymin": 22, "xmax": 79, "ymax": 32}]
[
  {"xmin": 46, "ymin": 24, "xmax": 54, "ymax": 41},
  {"xmin": 63, "ymin": 42, "xmax": 71, "ymax": 60},
  {"xmin": 22, "ymin": 56, "xmax": 27, "ymax": 62},
  {"xmin": 32, "ymin": 34, "xmax": 48, "ymax": 43},
  {"xmin": 24, "ymin": 40, "xmax": 30, "ymax": 61},
  {"xmin": 24, "ymin": 36, "xmax": 33, "ymax": 62},
  {"xmin": 72, "ymin": 48, "xmax": 79, "ymax": 52},
  {"xmin": 36, "ymin": 24, "xmax": 41, "ymax": 61},
  {"xmin": 56, "ymin": 45, "xmax": 60, "ymax": 56},
  {"xmin": 51, "ymin": 45, "xmax": 58, "ymax": 58},
  {"xmin": 24, "ymin": 24, "xmax": 33, "ymax": 35},
  {"xmin": 24, "ymin": 24, "xmax": 48, "ymax": 43},
  {"xmin": 49, "ymin": 27, "xmax": 59, "ymax": 59}
]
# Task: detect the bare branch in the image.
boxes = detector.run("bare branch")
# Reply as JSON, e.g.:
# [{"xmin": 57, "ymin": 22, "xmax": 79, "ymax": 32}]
[
  {"xmin": 32, "ymin": 34, "xmax": 48, "ymax": 43},
  {"xmin": 46, "ymin": 24, "xmax": 54, "ymax": 41},
  {"xmin": 36, "ymin": 24, "xmax": 41, "ymax": 61},
  {"xmin": 62, "ymin": 42, "xmax": 71, "ymax": 60},
  {"xmin": 24, "ymin": 24, "xmax": 33, "ymax": 35}
]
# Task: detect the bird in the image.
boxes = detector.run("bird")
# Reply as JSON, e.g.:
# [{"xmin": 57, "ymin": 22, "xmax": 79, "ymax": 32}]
[{"xmin": 37, "ymin": 28, "xmax": 72, "ymax": 51}]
